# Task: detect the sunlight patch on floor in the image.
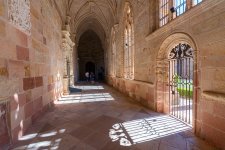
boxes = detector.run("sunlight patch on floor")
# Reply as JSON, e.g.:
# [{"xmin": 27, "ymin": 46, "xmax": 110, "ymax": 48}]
[
  {"xmin": 71, "ymin": 85, "xmax": 104, "ymax": 90},
  {"xmin": 55, "ymin": 93, "xmax": 114, "ymax": 104},
  {"xmin": 16, "ymin": 129, "xmax": 66, "ymax": 149},
  {"xmin": 109, "ymin": 115, "xmax": 191, "ymax": 146}
]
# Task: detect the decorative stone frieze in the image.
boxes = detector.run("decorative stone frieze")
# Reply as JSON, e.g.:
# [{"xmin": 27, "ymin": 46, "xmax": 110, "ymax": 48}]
[{"xmin": 8, "ymin": 0, "xmax": 31, "ymax": 34}]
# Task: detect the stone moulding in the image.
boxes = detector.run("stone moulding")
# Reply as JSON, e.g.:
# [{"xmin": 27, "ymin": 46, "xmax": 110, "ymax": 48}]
[
  {"xmin": 7, "ymin": 0, "xmax": 31, "ymax": 35},
  {"xmin": 202, "ymin": 91, "xmax": 225, "ymax": 104},
  {"xmin": 62, "ymin": 30, "xmax": 75, "ymax": 50}
]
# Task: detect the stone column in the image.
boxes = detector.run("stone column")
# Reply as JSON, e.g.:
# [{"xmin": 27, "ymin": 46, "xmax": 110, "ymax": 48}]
[
  {"xmin": 71, "ymin": 33, "xmax": 79, "ymax": 83},
  {"xmin": 69, "ymin": 47, "xmax": 74, "ymax": 86},
  {"xmin": 62, "ymin": 39, "xmax": 69, "ymax": 95},
  {"xmin": 62, "ymin": 28, "xmax": 75, "ymax": 95}
]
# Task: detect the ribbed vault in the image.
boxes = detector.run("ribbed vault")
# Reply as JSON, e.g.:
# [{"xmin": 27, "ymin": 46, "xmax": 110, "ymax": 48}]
[
  {"xmin": 61, "ymin": 0, "xmax": 117, "ymax": 82},
  {"xmin": 66, "ymin": 0, "xmax": 117, "ymax": 46}
]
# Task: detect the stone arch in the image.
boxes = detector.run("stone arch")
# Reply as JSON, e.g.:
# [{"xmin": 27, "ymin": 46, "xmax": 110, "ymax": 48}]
[
  {"xmin": 73, "ymin": 1, "xmax": 110, "ymax": 44},
  {"xmin": 155, "ymin": 32, "xmax": 198, "ymax": 126},
  {"xmin": 77, "ymin": 30, "xmax": 105, "ymax": 81},
  {"xmin": 157, "ymin": 33, "xmax": 197, "ymax": 60}
]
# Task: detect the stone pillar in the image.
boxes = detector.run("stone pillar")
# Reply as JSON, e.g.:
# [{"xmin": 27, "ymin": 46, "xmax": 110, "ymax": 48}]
[
  {"xmin": 69, "ymin": 48, "xmax": 74, "ymax": 86},
  {"xmin": 71, "ymin": 33, "xmax": 79, "ymax": 83},
  {"xmin": 62, "ymin": 26, "xmax": 75, "ymax": 95},
  {"xmin": 62, "ymin": 48, "xmax": 69, "ymax": 95}
]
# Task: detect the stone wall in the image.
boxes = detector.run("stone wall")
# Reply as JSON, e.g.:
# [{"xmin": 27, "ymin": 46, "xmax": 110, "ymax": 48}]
[
  {"xmin": 0, "ymin": 0, "xmax": 64, "ymax": 143},
  {"xmin": 107, "ymin": 76, "xmax": 155, "ymax": 110},
  {"xmin": 106, "ymin": 0, "xmax": 225, "ymax": 149}
]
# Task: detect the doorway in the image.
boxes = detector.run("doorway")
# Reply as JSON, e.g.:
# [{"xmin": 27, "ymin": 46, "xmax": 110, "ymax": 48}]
[
  {"xmin": 85, "ymin": 62, "xmax": 95, "ymax": 75},
  {"xmin": 168, "ymin": 43, "xmax": 194, "ymax": 125}
]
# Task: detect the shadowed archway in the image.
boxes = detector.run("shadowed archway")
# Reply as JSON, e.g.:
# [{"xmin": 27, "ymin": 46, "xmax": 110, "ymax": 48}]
[{"xmin": 78, "ymin": 30, "xmax": 105, "ymax": 81}]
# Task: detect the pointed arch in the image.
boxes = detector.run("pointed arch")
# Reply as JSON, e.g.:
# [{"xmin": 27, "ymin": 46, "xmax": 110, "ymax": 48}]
[
  {"xmin": 123, "ymin": 2, "xmax": 134, "ymax": 80},
  {"xmin": 155, "ymin": 33, "xmax": 199, "ymax": 128}
]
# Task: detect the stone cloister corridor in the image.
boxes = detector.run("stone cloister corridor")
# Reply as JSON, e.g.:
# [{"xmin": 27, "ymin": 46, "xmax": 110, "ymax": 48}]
[
  {"xmin": 0, "ymin": 0, "xmax": 225, "ymax": 150},
  {"xmin": 11, "ymin": 84, "xmax": 216, "ymax": 150}
]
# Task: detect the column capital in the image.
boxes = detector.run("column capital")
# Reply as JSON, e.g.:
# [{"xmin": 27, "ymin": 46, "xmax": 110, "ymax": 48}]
[{"xmin": 62, "ymin": 30, "xmax": 75, "ymax": 51}]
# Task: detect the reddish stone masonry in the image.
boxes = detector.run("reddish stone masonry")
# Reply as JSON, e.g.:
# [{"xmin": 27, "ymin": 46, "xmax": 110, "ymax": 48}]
[
  {"xmin": 23, "ymin": 76, "xmax": 43, "ymax": 90},
  {"xmin": 35, "ymin": 77, "xmax": 43, "ymax": 87},
  {"xmin": 16, "ymin": 45, "xmax": 29, "ymax": 61},
  {"xmin": 23, "ymin": 77, "xmax": 35, "ymax": 91}
]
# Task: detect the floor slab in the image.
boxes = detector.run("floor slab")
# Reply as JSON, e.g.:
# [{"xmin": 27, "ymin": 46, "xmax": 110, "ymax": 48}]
[{"xmin": 11, "ymin": 83, "xmax": 217, "ymax": 150}]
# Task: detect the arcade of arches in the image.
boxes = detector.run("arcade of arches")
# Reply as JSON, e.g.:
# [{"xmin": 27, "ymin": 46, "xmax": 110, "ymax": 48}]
[{"xmin": 0, "ymin": 0, "xmax": 225, "ymax": 149}]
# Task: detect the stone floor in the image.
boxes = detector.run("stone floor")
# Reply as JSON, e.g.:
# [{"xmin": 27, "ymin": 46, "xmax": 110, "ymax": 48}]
[{"xmin": 11, "ymin": 83, "xmax": 217, "ymax": 150}]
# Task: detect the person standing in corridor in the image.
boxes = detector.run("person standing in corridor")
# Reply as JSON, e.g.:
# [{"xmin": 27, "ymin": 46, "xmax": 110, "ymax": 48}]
[{"xmin": 85, "ymin": 72, "xmax": 89, "ymax": 82}]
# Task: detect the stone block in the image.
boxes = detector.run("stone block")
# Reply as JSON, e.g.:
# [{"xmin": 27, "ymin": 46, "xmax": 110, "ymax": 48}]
[
  {"xmin": 212, "ymin": 81, "xmax": 225, "ymax": 93},
  {"xmin": 0, "ymin": 58, "xmax": 8, "ymax": 77},
  {"xmin": 11, "ymin": 93, "xmax": 27, "ymax": 112},
  {"xmin": 30, "ymin": 3, "xmax": 40, "ymax": 20},
  {"xmin": 24, "ymin": 101, "xmax": 33, "ymax": 119},
  {"xmin": 24, "ymin": 65, "xmax": 31, "ymax": 77},
  {"xmin": 11, "ymin": 125, "xmax": 22, "ymax": 143},
  {"xmin": 0, "ymin": 0, "xmax": 5, "ymax": 16},
  {"xmin": 10, "ymin": 106, "xmax": 24, "ymax": 130},
  {"xmin": 33, "ymin": 96, "xmax": 43, "ymax": 114},
  {"xmin": 16, "ymin": 45, "xmax": 29, "ymax": 61},
  {"xmin": 0, "ymin": 78, "xmax": 20, "ymax": 98},
  {"xmin": 23, "ymin": 77, "xmax": 35, "ymax": 91},
  {"xmin": 10, "ymin": 96, "xmax": 18, "ymax": 112},
  {"xmin": 7, "ymin": 25, "xmax": 28, "ymax": 47},
  {"xmin": 31, "ymin": 86, "xmax": 43, "ymax": 100},
  {"xmin": 0, "ymin": 20, "xmax": 6, "ymax": 37},
  {"xmin": 31, "ymin": 109, "xmax": 42, "ymax": 123},
  {"xmin": 42, "ymin": 93, "xmax": 50, "ymax": 106},
  {"xmin": 32, "ymin": 38, "xmax": 43, "ymax": 52},
  {"xmin": 35, "ymin": 76, "xmax": 43, "ymax": 87},
  {"xmin": 43, "ymin": 36, "xmax": 47, "ymax": 45},
  {"xmin": 23, "ymin": 117, "xmax": 32, "ymax": 133},
  {"xmin": 48, "ymin": 83, "xmax": 55, "ymax": 92},
  {"xmin": 213, "ymin": 102, "xmax": 225, "ymax": 119},
  {"xmin": 200, "ymin": 99, "xmax": 214, "ymax": 114},
  {"xmin": 201, "ymin": 124, "xmax": 225, "ymax": 149},
  {"xmin": 147, "ymin": 87, "xmax": 154, "ymax": 103},
  {"xmin": 16, "ymin": 29, "xmax": 28, "ymax": 47},
  {"xmin": 18, "ymin": 93, "xmax": 27, "ymax": 107},
  {"xmin": 215, "ymin": 69, "xmax": 225, "ymax": 82},
  {"xmin": 0, "ymin": 67, "xmax": 8, "ymax": 77},
  {"xmin": 8, "ymin": 60, "xmax": 24, "ymax": 78},
  {"xmin": 193, "ymin": 14, "xmax": 220, "ymax": 35},
  {"xmin": 202, "ymin": 111, "xmax": 225, "ymax": 132},
  {"xmin": 33, "ymin": 63, "xmax": 47, "ymax": 76},
  {"xmin": 0, "ymin": 38, "xmax": 17, "ymax": 59},
  {"xmin": 25, "ymin": 91, "xmax": 31, "ymax": 103},
  {"xmin": 156, "ymin": 101, "xmax": 163, "ymax": 113}
]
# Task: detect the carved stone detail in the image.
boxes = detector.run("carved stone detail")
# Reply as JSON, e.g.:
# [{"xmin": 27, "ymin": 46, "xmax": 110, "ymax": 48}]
[
  {"xmin": 8, "ymin": 0, "xmax": 31, "ymax": 34},
  {"xmin": 62, "ymin": 28, "xmax": 75, "ymax": 95}
]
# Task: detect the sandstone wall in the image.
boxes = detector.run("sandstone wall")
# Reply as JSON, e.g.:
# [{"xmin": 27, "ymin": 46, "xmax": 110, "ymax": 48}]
[
  {"xmin": 106, "ymin": 0, "xmax": 225, "ymax": 149},
  {"xmin": 0, "ymin": 0, "xmax": 64, "ymax": 143}
]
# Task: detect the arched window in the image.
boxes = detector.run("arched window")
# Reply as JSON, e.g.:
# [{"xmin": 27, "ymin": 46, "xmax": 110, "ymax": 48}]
[
  {"xmin": 111, "ymin": 28, "xmax": 116, "ymax": 77},
  {"xmin": 124, "ymin": 3, "xmax": 134, "ymax": 80},
  {"xmin": 159, "ymin": 0, "xmax": 169, "ymax": 27},
  {"xmin": 159, "ymin": 0, "xmax": 204, "ymax": 27}
]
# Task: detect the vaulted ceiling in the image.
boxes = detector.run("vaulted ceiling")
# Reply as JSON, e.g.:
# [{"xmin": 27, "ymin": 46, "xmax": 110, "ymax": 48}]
[{"xmin": 54, "ymin": 0, "xmax": 119, "ymax": 46}]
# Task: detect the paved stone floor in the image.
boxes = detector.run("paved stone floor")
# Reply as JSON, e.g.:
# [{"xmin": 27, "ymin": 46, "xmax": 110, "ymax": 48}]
[{"xmin": 11, "ymin": 83, "xmax": 217, "ymax": 150}]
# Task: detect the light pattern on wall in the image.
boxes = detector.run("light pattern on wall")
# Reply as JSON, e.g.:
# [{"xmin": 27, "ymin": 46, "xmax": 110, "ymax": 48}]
[{"xmin": 8, "ymin": 0, "xmax": 31, "ymax": 34}]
